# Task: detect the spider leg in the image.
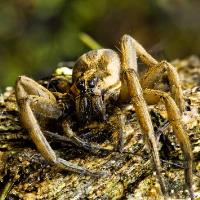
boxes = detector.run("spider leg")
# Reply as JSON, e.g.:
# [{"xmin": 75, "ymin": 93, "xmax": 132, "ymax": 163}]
[
  {"xmin": 115, "ymin": 111, "xmax": 125, "ymax": 153},
  {"xmin": 119, "ymin": 35, "xmax": 168, "ymax": 198},
  {"xmin": 130, "ymin": 36, "xmax": 185, "ymax": 113},
  {"xmin": 15, "ymin": 76, "xmax": 105, "ymax": 176},
  {"xmin": 141, "ymin": 61, "xmax": 185, "ymax": 113},
  {"xmin": 108, "ymin": 107, "xmax": 126, "ymax": 153},
  {"xmin": 144, "ymin": 89, "xmax": 194, "ymax": 200},
  {"xmin": 62, "ymin": 119, "xmax": 113, "ymax": 155}
]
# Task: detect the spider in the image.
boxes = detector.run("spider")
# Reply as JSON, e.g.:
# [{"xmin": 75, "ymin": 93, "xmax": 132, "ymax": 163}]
[{"xmin": 15, "ymin": 35, "xmax": 193, "ymax": 199}]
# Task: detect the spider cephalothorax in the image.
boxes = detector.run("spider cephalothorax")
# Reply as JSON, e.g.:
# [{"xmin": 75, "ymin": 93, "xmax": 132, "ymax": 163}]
[
  {"xmin": 71, "ymin": 49, "xmax": 121, "ymax": 123},
  {"xmin": 15, "ymin": 35, "xmax": 194, "ymax": 199}
]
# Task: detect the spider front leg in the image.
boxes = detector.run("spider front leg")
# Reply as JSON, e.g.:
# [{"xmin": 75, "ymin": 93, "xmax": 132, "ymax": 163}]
[
  {"xmin": 144, "ymin": 89, "xmax": 194, "ymax": 200},
  {"xmin": 15, "ymin": 76, "xmax": 105, "ymax": 176},
  {"xmin": 130, "ymin": 36, "xmax": 185, "ymax": 113},
  {"xmin": 119, "ymin": 35, "xmax": 168, "ymax": 198},
  {"xmin": 107, "ymin": 107, "xmax": 126, "ymax": 153}
]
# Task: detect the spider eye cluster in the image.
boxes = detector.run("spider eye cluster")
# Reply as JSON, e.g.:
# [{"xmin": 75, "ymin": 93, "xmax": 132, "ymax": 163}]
[{"xmin": 75, "ymin": 76, "xmax": 100, "ymax": 94}]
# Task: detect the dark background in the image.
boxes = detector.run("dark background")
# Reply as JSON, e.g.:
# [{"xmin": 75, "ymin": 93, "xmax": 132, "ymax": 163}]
[{"xmin": 0, "ymin": 0, "xmax": 200, "ymax": 90}]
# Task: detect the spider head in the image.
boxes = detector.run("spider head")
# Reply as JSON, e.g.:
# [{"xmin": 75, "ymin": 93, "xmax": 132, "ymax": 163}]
[{"xmin": 71, "ymin": 75, "xmax": 106, "ymax": 124}]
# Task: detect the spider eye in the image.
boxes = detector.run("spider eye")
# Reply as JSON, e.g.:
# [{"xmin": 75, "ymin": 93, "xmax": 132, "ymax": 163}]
[
  {"xmin": 88, "ymin": 77, "xmax": 98, "ymax": 88},
  {"xmin": 88, "ymin": 80, "xmax": 95, "ymax": 88},
  {"xmin": 77, "ymin": 80, "xmax": 85, "ymax": 90}
]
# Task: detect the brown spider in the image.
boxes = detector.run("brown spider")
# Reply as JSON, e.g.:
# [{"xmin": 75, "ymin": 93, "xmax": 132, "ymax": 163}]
[{"xmin": 15, "ymin": 35, "xmax": 193, "ymax": 199}]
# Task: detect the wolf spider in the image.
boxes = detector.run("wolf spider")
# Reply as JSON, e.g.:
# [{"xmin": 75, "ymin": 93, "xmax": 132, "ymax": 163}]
[{"xmin": 15, "ymin": 35, "xmax": 193, "ymax": 199}]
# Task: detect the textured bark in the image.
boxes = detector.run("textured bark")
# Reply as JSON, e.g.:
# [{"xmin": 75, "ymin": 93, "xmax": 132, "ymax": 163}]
[{"xmin": 0, "ymin": 56, "xmax": 200, "ymax": 200}]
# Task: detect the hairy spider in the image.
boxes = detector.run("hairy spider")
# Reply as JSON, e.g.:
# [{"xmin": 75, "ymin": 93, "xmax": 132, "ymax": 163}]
[{"xmin": 15, "ymin": 35, "xmax": 193, "ymax": 199}]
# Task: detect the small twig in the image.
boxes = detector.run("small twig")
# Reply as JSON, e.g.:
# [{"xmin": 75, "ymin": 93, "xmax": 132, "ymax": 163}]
[
  {"xmin": 161, "ymin": 159, "xmax": 200, "ymax": 179},
  {"xmin": 0, "ymin": 179, "xmax": 14, "ymax": 200},
  {"xmin": 156, "ymin": 120, "xmax": 170, "ymax": 135},
  {"xmin": 79, "ymin": 33, "xmax": 102, "ymax": 49}
]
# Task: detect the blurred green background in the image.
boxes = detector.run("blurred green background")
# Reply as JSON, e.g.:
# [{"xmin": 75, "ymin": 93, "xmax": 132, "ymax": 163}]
[{"xmin": 0, "ymin": 0, "xmax": 200, "ymax": 90}]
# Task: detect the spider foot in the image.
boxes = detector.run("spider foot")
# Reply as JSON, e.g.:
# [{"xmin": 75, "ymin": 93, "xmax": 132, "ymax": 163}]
[{"xmin": 57, "ymin": 158, "xmax": 108, "ymax": 177}]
